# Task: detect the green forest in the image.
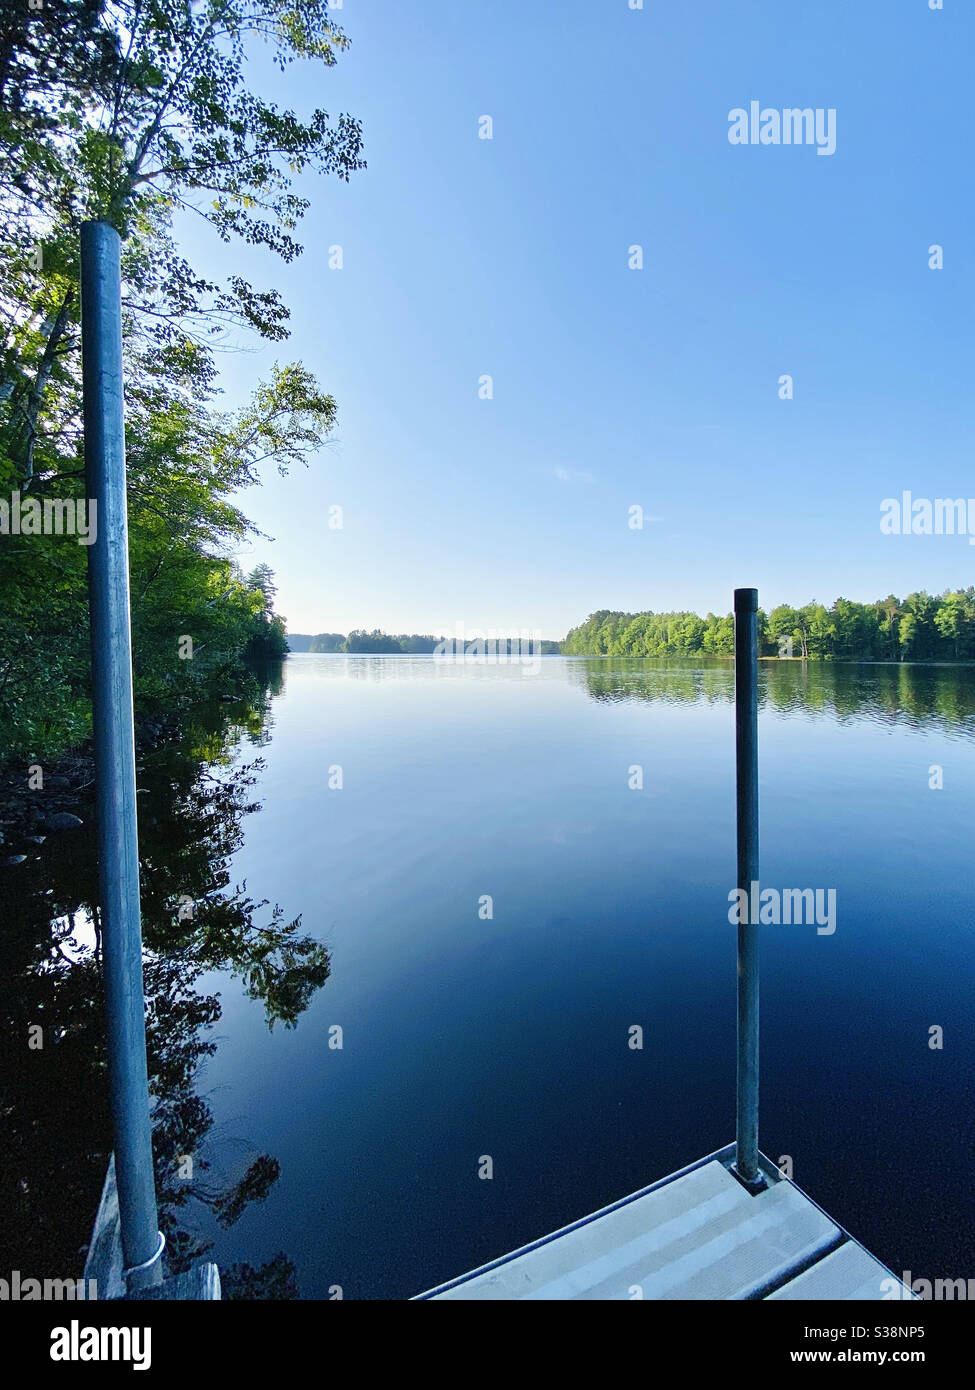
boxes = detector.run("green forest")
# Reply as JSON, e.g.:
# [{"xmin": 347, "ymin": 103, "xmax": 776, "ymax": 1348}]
[
  {"xmin": 291, "ymin": 591, "xmax": 975, "ymax": 662},
  {"xmin": 0, "ymin": 0, "xmax": 362, "ymax": 763},
  {"xmin": 562, "ymin": 591, "xmax": 975, "ymax": 661}
]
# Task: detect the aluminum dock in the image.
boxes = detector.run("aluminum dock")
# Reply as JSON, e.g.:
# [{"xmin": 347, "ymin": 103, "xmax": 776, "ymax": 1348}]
[{"xmin": 415, "ymin": 1145, "xmax": 914, "ymax": 1301}]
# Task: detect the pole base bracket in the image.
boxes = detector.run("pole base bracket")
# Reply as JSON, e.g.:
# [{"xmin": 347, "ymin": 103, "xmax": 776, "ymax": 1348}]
[{"xmin": 729, "ymin": 1163, "xmax": 769, "ymax": 1195}]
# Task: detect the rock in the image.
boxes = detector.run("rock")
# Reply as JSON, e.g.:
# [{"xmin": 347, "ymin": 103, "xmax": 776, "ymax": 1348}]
[
  {"xmin": 42, "ymin": 812, "xmax": 83, "ymax": 832},
  {"xmin": 2, "ymin": 854, "xmax": 27, "ymax": 866},
  {"xmin": 47, "ymin": 775, "xmax": 70, "ymax": 789},
  {"xmin": 24, "ymin": 835, "xmax": 46, "ymax": 845}
]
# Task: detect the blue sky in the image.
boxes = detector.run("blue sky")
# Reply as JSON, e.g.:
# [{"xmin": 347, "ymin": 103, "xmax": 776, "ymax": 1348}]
[{"xmin": 177, "ymin": 0, "xmax": 974, "ymax": 638}]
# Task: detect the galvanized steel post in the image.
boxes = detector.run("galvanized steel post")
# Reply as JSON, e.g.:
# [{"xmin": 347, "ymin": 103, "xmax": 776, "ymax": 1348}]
[
  {"xmin": 733, "ymin": 587, "xmax": 760, "ymax": 1186},
  {"xmin": 81, "ymin": 221, "xmax": 162, "ymax": 1291}
]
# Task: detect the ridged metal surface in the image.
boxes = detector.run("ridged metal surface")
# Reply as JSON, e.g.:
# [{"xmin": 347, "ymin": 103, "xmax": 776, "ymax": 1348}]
[{"xmin": 421, "ymin": 1160, "xmax": 908, "ymax": 1301}]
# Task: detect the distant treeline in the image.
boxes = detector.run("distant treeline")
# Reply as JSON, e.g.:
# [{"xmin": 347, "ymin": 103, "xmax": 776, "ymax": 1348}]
[
  {"xmin": 288, "ymin": 630, "xmax": 444, "ymax": 654},
  {"xmin": 287, "ymin": 630, "xmax": 563, "ymax": 655},
  {"xmin": 563, "ymin": 590, "xmax": 975, "ymax": 661}
]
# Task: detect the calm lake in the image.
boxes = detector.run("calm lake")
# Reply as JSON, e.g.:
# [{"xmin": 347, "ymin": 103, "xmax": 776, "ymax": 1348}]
[
  {"xmin": 5, "ymin": 655, "xmax": 975, "ymax": 1297},
  {"xmin": 194, "ymin": 655, "xmax": 975, "ymax": 1298}
]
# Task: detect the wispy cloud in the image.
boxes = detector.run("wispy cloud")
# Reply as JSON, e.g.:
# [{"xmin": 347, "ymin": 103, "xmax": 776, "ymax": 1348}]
[{"xmin": 553, "ymin": 466, "xmax": 595, "ymax": 483}]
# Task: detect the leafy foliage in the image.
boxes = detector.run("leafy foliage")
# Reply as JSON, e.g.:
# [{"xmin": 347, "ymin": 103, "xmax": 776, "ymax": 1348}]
[
  {"xmin": 563, "ymin": 592, "xmax": 975, "ymax": 662},
  {"xmin": 0, "ymin": 0, "xmax": 361, "ymax": 762}
]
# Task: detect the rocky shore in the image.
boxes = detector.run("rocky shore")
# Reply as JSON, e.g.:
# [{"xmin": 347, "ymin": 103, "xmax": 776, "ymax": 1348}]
[{"xmin": 0, "ymin": 713, "xmax": 179, "ymax": 868}]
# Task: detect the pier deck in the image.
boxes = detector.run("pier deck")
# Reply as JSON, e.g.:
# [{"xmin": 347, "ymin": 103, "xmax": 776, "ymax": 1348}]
[
  {"xmin": 415, "ymin": 1146, "xmax": 914, "ymax": 1301},
  {"xmin": 84, "ymin": 1155, "xmax": 220, "ymax": 1300}
]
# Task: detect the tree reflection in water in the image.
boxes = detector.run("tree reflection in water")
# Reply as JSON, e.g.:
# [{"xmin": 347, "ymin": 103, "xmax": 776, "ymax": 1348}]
[
  {"xmin": 570, "ymin": 656, "xmax": 975, "ymax": 738},
  {"xmin": 0, "ymin": 670, "xmax": 327, "ymax": 1298}
]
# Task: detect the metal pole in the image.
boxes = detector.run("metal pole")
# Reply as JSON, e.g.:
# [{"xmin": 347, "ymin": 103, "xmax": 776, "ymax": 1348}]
[
  {"xmin": 733, "ymin": 587, "xmax": 761, "ymax": 1187},
  {"xmin": 81, "ymin": 221, "xmax": 163, "ymax": 1291}
]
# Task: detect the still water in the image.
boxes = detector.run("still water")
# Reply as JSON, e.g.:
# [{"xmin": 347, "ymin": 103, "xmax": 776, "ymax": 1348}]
[
  {"xmin": 196, "ymin": 656, "xmax": 975, "ymax": 1297},
  {"xmin": 4, "ymin": 655, "xmax": 973, "ymax": 1297}
]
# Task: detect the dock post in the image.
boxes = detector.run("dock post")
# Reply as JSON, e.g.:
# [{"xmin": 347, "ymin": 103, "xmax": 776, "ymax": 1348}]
[
  {"xmin": 733, "ymin": 587, "xmax": 761, "ymax": 1187},
  {"xmin": 81, "ymin": 221, "xmax": 163, "ymax": 1292}
]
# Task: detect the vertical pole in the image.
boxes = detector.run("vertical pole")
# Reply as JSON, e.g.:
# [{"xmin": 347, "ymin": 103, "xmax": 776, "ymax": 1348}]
[
  {"xmin": 81, "ymin": 221, "xmax": 162, "ymax": 1291},
  {"xmin": 733, "ymin": 587, "xmax": 760, "ymax": 1187}
]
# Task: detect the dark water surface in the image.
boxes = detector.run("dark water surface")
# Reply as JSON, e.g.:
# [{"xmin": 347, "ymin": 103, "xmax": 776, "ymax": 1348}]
[
  {"xmin": 199, "ymin": 656, "xmax": 975, "ymax": 1298},
  {"xmin": 4, "ymin": 656, "xmax": 974, "ymax": 1297}
]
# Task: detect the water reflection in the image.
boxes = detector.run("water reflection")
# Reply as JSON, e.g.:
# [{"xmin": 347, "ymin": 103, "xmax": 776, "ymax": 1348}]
[
  {"xmin": 6, "ymin": 654, "xmax": 974, "ymax": 1297},
  {"xmin": 286, "ymin": 652, "xmax": 975, "ymax": 739},
  {"xmin": 0, "ymin": 669, "xmax": 327, "ymax": 1295},
  {"xmin": 567, "ymin": 657, "xmax": 975, "ymax": 738}
]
